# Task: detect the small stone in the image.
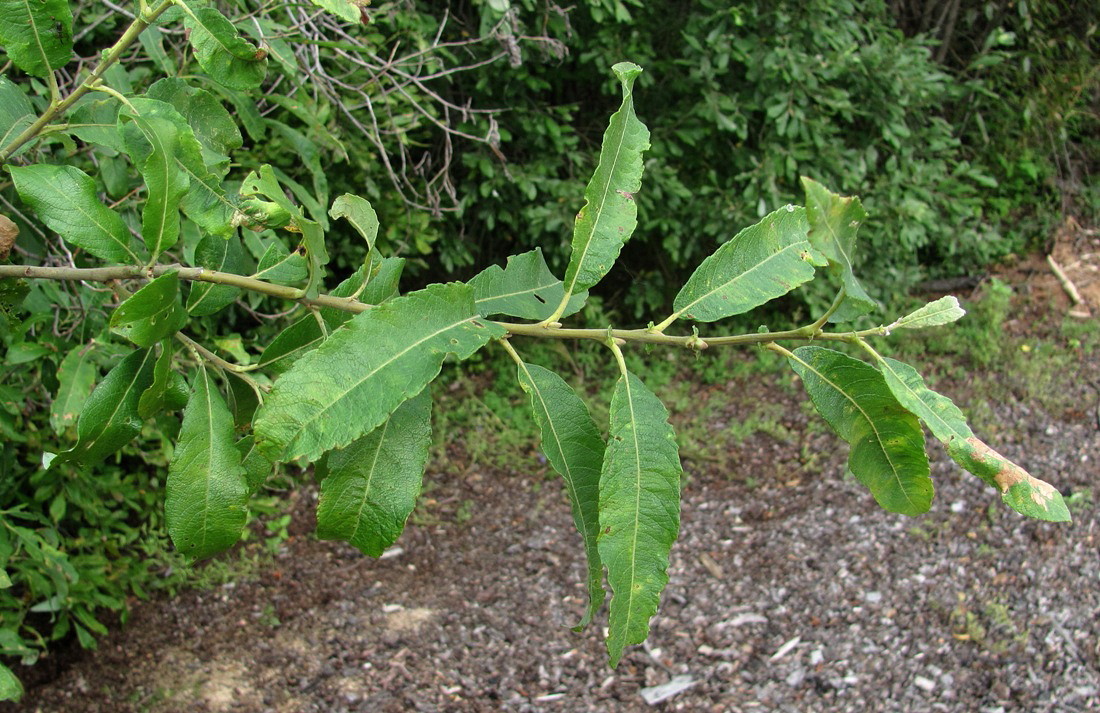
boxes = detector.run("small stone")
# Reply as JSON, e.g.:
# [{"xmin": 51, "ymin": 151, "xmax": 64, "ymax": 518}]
[
  {"xmin": 865, "ymin": 591, "xmax": 882, "ymax": 604},
  {"xmin": 914, "ymin": 675, "xmax": 936, "ymax": 692},
  {"xmin": 786, "ymin": 668, "xmax": 806, "ymax": 687}
]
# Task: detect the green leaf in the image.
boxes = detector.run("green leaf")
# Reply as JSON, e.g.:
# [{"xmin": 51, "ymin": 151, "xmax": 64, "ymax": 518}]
[
  {"xmin": 873, "ymin": 356, "xmax": 1069, "ymax": 522},
  {"xmin": 0, "ymin": 570, "xmax": 10, "ymax": 588},
  {"xmin": 0, "ymin": 661, "xmax": 22, "ymax": 702},
  {"xmin": 257, "ymin": 314, "xmax": 325, "ymax": 374},
  {"xmin": 254, "ymin": 283, "xmax": 506, "ymax": 463},
  {"xmin": 316, "ymin": 388, "xmax": 431, "ymax": 556},
  {"xmin": 67, "ymin": 98, "xmax": 124, "ymax": 152},
  {"xmin": 0, "ymin": 77, "xmax": 34, "ymax": 159},
  {"xmin": 58, "ymin": 347, "xmax": 157, "ymax": 467},
  {"xmin": 178, "ymin": 0, "xmax": 267, "ymax": 90},
  {"xmin": 599, "ymin": 370, "xmax": 682, "ymax": 667},
  {"xmin": 787, "ymin": 346, "xmax": 932, "ymax": 515},
  {"xmin": 515, "ymin": 362, "xmax": 604, "ymax": 629},
  {"xmin": 252, "ymin": 241, "xmax": 308, "ymax": 285},
  {"xmin": 888, "ymin": 296, "xmax": 966, "ymax": 332},
  {"xmin": 672, "ymin": 206, "xmax": 824, "ymax": 323},
  {"xmin": 7, "ymin": 164, "xmax": 139, "ymax": 264},
  {"xmin": 329, "ymin": 193, "xmax": 377, "ymax": 253},
  {"xmin": 137, "ymin": 340, "xmax": 176, "ymax": 419},
  {"xmin": 50, "ymin": 343, "xmax": 97, "ymax": 436},
  {"xmin": 110, "ymin": 272, "xmax": 188, "ymax": 347},
  {"xmin": 235, "ymin": 435, "xmax": 272, "ymax": 493},
  {"xmin": 167, "ymin": 366, "xmax": 250, "ymax": 561},
  {"xmin": 800, "ymin": 177, "xmax": 877, "ymax": 322},
  {"xmin": 119, "ymin": 100, "xmax": 190, "ymax": 259},
  {"xmin": 307, "ymin": 0, "xmax": 362, "ymax": 23},
  {"xmin": 470, "ymin": 248, "xmax": 587, "ymax": 321},
  {"xmin": 186, "ymin": 234, "xmax": 246, "ymax": 316},
  {"xmin": 0, "ymin": 0, "xmax": 72, "ymax": 77},
  {"xmin": 147, "ymin": 78, "xmax": 241, "ymax": 171},
  {"xmin": 560, "ymin": 62, "xmax": 650, "ymax": 299}
]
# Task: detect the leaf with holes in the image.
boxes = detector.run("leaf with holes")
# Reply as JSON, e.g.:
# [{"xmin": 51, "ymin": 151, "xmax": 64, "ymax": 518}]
[
  {"xmin": 316, "ymin": 388, "xmax": 431, "ymax": 556},
  {"xmin": 787, "ymin": 346, "xmax": 932, "ymax": 515},
  {"xmin": 167, "ymin": 366, "xmax": 250, "ymax": 561},
  {"xmin": 599, "ymin": 370, "xmax": 681, "ymax": 667}
]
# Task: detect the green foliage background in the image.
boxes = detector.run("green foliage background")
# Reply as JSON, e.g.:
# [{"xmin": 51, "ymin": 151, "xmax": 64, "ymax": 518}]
[{"xmin": 0, "ymin": 0, "xmax": 1094, "ymax": 686}]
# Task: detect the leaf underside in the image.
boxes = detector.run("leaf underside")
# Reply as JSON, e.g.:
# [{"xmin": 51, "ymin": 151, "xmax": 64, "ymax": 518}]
[
  {"xmin": 788, "ymin": 346, "xmax": 933, "ymax": 515},
  {"xmin": 598, "ymin": 370, "xmax": 681, "ymax": 667}
]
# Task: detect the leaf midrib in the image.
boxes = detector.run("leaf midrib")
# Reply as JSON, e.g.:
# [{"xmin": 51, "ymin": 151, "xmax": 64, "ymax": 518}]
[{"xmin": 676, "ymin": 241, "xmax": 810, "ymax": 318}]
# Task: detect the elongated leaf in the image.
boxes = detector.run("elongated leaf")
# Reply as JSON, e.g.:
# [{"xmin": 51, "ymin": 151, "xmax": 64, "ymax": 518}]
[
  {"xmin": 516, "ymin": 362, "xmax": 605, "ymax": 629},
  {"xmin": 672, "ymin": 206, "xmax": 824, "ymax": 323},
  {"xmin": 252, "ymin": 241, "xmax": 308, "ymax": 285},
  {"xmin": 316, "ymin": 388, "xmax": 431, "ymax": 556},
  {"xmin": 560, "ymin": 62, "xmax": 650, "ymax": 300},
  {"xmin": 599, "ymin": 370, "xmax": 682, "ymax": 667},
  {"xmin": 0, "ymin": 661, "xmax": 22, "ymax": 702},
  {"xmin": 7, "ymin": 164, "xmax": 138, "ymax": 264},
  {"xmin": 470, "ymin": 248, "xmax": 587, "ymax": 320},
  {"xmin": 179, "ymin": 1, "xmax": 267, "ymax": 90},
  {"xmin": 147, "ymin": 78, "xmax": 241, "ymax": 172},
  {"xmin": 254, "ymin": 283, "xmax": 505, "ymax": 463},
  {"xmin": 167, "ymin": 366, "xmax": 250, "ymax": 561},
  {"xmin": 110, "ymin": 272, "xmax": 188, "ymax": 347},
  {"xmin": 801, "ymin": 177, "xmax": 876, "ymax": 322},
  {"xmin": 888, "ymin": 296, "xmax": 966, "ymax": 332},
  {"xmin": 0, "ymin": 0, "xmax": 72, "ymax": 77},
  {"xmin": 308, "ymin": 0, "xmax": 362, "ymax": 23},
  {"xmin": 137, "ymin": 340, "xmax": 176, "ymax": 419},
  {"xmin": 57, "ymin": 348, "xmax": 157, "ymax": 467},
  {"xmin": 187, "ymin": 233, "xmax": 245, "ymax": 316},
  {"xmin": 0, "ymin": 77, "xmax": 34, "ymax": 159},
  {"xmin": 874, "ymin": 356, "xmax": 1069, "ymax": 522},
  {"xmin": 329, "ymin": 193, "xmax": 377, "ymax": 252},
  {"xmin": 787, "ymin": 346, "xmax": 932, "ymax": 515},
  {"xmin": 119, "ymin": 101, "xmax": 189, "ymax": 258},
  {"xmin": 67, "ymin": 98, "xmax": 124, "ymax": 153},
  {"xmin": 50, "ymin": 344, "xmax": 97, "ymax": 435}
]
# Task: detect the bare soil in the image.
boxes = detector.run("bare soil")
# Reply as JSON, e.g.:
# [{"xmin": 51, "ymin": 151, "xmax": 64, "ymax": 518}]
[{"xmin": 7, "ymin": 232, "xmax": 1100, "ymax": 713}]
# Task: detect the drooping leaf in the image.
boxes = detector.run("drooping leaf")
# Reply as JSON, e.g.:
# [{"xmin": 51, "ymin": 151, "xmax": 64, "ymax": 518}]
[
  {"xmin": 178, "ymin": 0, "xmax": 267, "ymax": 90},
  {"xmin": 787, "ymin": 346, "xmax": 932, "ymax": 515},
  {"xmin": 599, "ymin": 370, "xmax": 682, "ymax": 667},
  {"xmin": 329, "ymin": 193, "xmax": 377, "ymax": 253},
  {"xmin": 0, "ymin": 0, "xmax": 72, "ymax": 77},
  {"xmin": 167, "ymin": 366, "xmax": 250, "ymax": 561},
  {"xmin": 874, "ymin": 356, "xmax": 1069, "ymax": 521},
  {"xmin": 186, "ymin": 233, "xmax": 246, "ymax": 316},
  {"xmin": 56, "ymin": 347, "xmax": 157, "ymax": 467},
  {"xmin": 316, "ymin": 388, "xmax": 431, "ymax": 556},
  {"xmin": 50, "ymin": 344, "xmax": 97, "ymax": 436},
  {"xmin": 801, "ymin": 177, "xmax": 877, "ymax": 322},
  {"xmin": 138, "ymin": 25, "xmax": 176, "ymax": 75},
  {"xmin": 0, "ymin": 661, "xmax": 22, "ymax": 702},
  {"xmin": 7, "ymin": 164, "xmax": 139, "ymax": 264},
  {"xmin": 888, "ymin": 296, "xmax": 966, "ymax": 332},
  {"xmin": 110, "ymin": 272, "xmax": 188, "ymax": 347},
  {"xmin": 119, "ymin": 100, "xmax": 190, "ymax": 259},
  {"xmin": 515, "ymin": 362, "xmax": 605, "ymax": 629},
  {"xmin": 254, "ymin": 283, "xmax": 505, "ymax": 463},
  {"xmin": 147, "ymin": 78, "xmax": 242, "ymax": 172},
  {"xmin": 307, "ymin": 0, "xmax": 363, "ymax": 23},
  {"xmin": 672, "ymin": 205, "xmax": 825, "ymax": 323},
  {"xmin": 241, "ymin": 166, "xmax": 328, "ymax": 296},
  {"xmin": 0, "ymin": 77, "xmax": 34, "ymax": 159},
  {"xmin": 137, "ymin": 340, "xmax": 177, "ymax": 419},
  {"xmin": 560, "ymin": 62, "xmax": 650, "ymax": 301},
  {"xmin": 469, "ymin": 248, "xmax": 587, "ymax": 321}
]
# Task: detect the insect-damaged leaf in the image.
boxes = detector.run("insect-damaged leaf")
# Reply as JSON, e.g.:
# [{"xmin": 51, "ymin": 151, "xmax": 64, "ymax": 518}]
[
  {"xmin": 787, "ymin": 346, "xmax": 932, "ymax": 515},
  {"xmin": 888, "ymin": 296, "xmax": 966, "ymax": 332},
  {"xmin": 559, "ymin": 62, "xmax": 650, "ymax": 302},
  {"xmin": 54, "ymin": 348, "xmax": 157, "ymax": 468},
  {"xmin": 801, "ymin": 177, "xmax": 877, "ymax": 322},
  {"xmin": 110, "ymin": 272, "xmax": 188, "ymax": 347},
  {"xmin": 672, "ymin": 205, "xmax": 825, "ymax": 323},
  {"xmin": 469, "ymin": 248, "xmax": 587, "ymax": 321},
  {"xmin": 50, "ymin": 344, "xmax": 98, "ymax": 436},
  {"xmin": 316, "ymin": 389, "xmax": 431, "ymax": 556},
  {"xmin": 7, "ymin": 164, "xmax": 139, "ymax": 264},
  {"xmin": 599, "ymin": 370, "xmax": 681, "ymax": 667},
  {"xmin": 515, "ymin": 362, "xmax": 605, "ymax": 630},
  {"xmin": 178, "ymin": 0, "xmax": 267, "ymax": 90},
  {"xmin": 167, "ymin": 366, "xmax": 250, "ymax": 561},
  {"xmin": 874, "ymin": 356, "xmax": 1069, "ymax": 522},
  {"xmin": 0, "ymin": 0, "xmax": 72, "ymax": 77},
  {"xmin": 253, "ymin": 283, "xmax": 505, "ymax": 463}
]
